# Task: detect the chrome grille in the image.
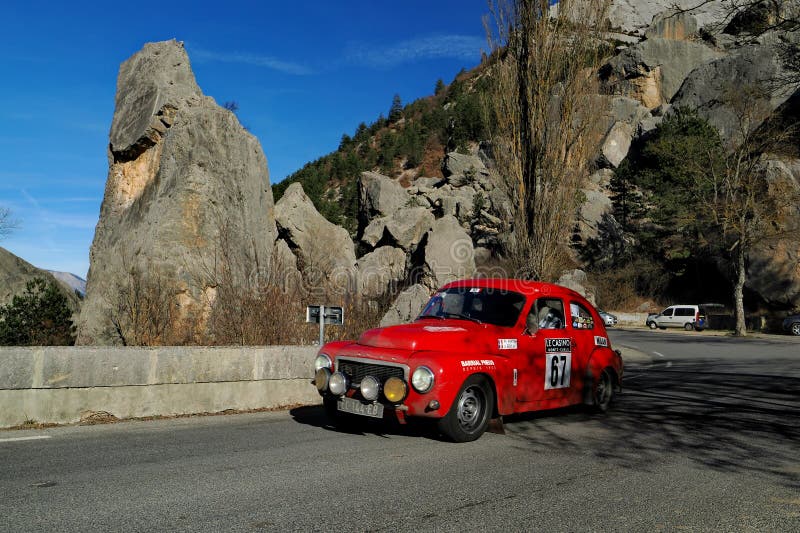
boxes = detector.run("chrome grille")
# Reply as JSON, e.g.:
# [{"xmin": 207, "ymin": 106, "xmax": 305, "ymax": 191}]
[{"xmin": 336, "ymin": 359, "xmax": 404, "ymax": 385}]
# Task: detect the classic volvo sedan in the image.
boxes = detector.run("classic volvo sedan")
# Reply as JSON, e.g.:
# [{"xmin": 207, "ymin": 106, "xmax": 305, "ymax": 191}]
[{"xmin": 313, "ymin": 278, "xmax": 623, "ymax": 442}]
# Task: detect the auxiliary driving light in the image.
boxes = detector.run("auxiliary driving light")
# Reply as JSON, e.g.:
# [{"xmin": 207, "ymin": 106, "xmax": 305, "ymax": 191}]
[
  {"xmin": 315, "ymin": 368, "xmax": 331, "ymax": 393},
  {"xmin": 360, "ymin": 375, "xmax": 380, "ymax": 401},
  {"xmin": 328, "ymin": 371, "xmax": 349, "ymax": 396},
  {"xmin": 314, "ymin": 354, "xmax": 332, "ymax": 372},
  {"xmin": 383, "ymin": 377, "xmax": 408, "ymax": 403}
]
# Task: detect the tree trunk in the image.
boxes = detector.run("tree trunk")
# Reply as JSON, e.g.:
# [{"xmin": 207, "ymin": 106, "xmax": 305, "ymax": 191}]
[{"xmin": 733, "ymin": 242, "xmax": 747, "ymax": 337}]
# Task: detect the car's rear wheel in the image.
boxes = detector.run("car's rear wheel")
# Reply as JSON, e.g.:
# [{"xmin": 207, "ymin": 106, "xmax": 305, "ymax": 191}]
[
  {"xmin": 648, "ymin": 322, "xmax": 657, "ymax": 330},
  {"xmin": 791, "ymin": 322, "xmax": 800, "ymax": 336},
  {"xmin": 591, "ymin": 368, "xmax": 614, "ymax": 413},
  {"xmin": 684, "ymin": 323, "xmax": 694, "ymax": 331},
  {"xmin": 438, "ymin": 375, "xmax": 493, "ymax": 442}
]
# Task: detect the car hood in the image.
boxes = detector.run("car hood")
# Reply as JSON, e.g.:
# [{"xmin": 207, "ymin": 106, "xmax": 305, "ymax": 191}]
[{"xmin": 356, "ymin": 319, "xmax": 501, "ymax": 354}]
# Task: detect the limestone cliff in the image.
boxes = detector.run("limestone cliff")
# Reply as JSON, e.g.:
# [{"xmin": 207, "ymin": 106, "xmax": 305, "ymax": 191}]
[{"xmin": 76, "ymin": 40, "xmax": 277, "ymax": 344}]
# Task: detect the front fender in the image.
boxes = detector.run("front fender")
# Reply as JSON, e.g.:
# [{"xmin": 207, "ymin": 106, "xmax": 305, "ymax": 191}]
[{"xmin": 583, "ymin": 347, "xmax": 623, "ymax": 404}]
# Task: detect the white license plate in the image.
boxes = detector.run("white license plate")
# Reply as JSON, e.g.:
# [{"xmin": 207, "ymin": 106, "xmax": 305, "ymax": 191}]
[{"xmin": 337, "ymin": 397, "xmax": 384, "ymax": 418}]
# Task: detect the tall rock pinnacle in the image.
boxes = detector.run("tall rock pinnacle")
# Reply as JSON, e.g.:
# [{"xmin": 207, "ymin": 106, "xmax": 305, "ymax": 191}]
[{"xmin": 76, "ymin": 40, "xmax": 277, "ymax": 344}]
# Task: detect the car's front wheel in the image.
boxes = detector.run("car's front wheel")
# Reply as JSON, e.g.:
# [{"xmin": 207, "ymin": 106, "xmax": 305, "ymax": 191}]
[
  {"xmin": 438, "ymin": 375, "xmax": 493, "ymax": 442},
  {"xmin": 648, "ymin": 321, "xmax": 657, "ymax": 330},
  {"xmin": 791, "ymin": 322, "xmax": 800, "ymax": 336}
]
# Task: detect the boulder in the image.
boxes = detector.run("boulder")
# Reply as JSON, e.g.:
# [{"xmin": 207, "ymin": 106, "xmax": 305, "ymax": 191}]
[
  {"xmin": 359, "ymin": 171, "xmax": 409, "ymax": 220},
  {"xmin": 379, "ymin": 284, "xmax": 432, "ymax": 327},
  {"xmin": 356, "ymin": 246, "xmax": 407, "ymax": 299},
  {"xmin": 76, "ymin": 40, "xmax": 277, "ymax": 344},
  {"xmin": 557, "ymin": 269, "xmax": 596, "ymax": 305},
  {"xmin": 361, "ymin": 207, "xmax": 434, "ymax": 251},
  {"xmin": 442, "ymin": 152, "xmax": 489, "ymax": 179},
  {"xmin": 424, "ymin": 215, "xmax": 476, "ymax": 287},
  {"xmin": 600, "ymin": 121, "xmax": 634, "ymax": 168},
  {"xmin": 275, "ymin": 183, "xmax": 356, "ymax": 289},
  {"xmin": 576, "ymin": 189, "xmax": 614, "ymax": 242}
]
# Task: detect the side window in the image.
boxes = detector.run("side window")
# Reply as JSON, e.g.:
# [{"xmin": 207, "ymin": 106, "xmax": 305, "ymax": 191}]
[
  {"xmin": 675, "ymin": 308, "xmax": 694, "ymax": 317},
  {"xmin": 525, "ymin": 298, "xmax": 565, "ymax": 332},
  {"xmin": 570, "ymin": 302, "xmax": 595, "ymax": 330},
  {"xmin": 661, "ymin": 307, "xmax": 674, "ymax": 317}
]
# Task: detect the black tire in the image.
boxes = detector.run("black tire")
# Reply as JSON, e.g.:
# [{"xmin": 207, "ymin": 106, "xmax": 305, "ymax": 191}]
[
  {"xmin": 438, "ymin": 375, "xmax": 493, "ymax": 443},
  {"xmin": 791, "ymin": 322, "xmax": 800, "ymax": 336},
  {"xmin": 684, "ymin": 323, "xmax": 694, "ymax": 331},
  {"xmin": 323, "ymin": 396, "xmax": 340, "ymax": 418},
  {"xmin": 659, "ymin": 327, "xmax": 667, "ymax": 330},
  {"xmin": 591, "ymin": 368, "xmax": 614, "ymax": 413},
  {"xmin": 648, "ymin": 321, "xmax": 657, "ymax": 330}
]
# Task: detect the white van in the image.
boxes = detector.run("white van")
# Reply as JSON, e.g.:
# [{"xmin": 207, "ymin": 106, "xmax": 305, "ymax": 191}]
[{"xmin": 646, "ymin": 305, "xmax": 706, "ymax": 331}]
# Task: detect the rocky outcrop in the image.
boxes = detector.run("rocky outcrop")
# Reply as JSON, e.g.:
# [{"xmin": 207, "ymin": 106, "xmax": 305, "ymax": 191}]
[
  {"xmin": 600, "ymin": 122, "xmax": 634, "ymax": 168},
  {"xmin": 424, "ymin": 215, "xmax": 476, "ymax": 287},
  {"xmin": 0, "ymin": 247, "xmax": 81, "ymax": 312},
  {"xmin": 275, "ymin": 182, "xmax": 356, "ymax": 289},
  {"xmin": 356, "ymin": 246, "xmax": 407, "ymax": 299},
  {"xmin": 379, "ymin": 284, "xmax": 431, "ymax": 327},
  {"xmin": 605, "ymin": 0, "xmax": 726, "ymax": 36},
  {"xmin": 76, "ymin": 40, "xmax": 277, "ymax": 344},
  {"xmin": 359, "ymin": 171, "xmax": 408, "ymax": 220}
]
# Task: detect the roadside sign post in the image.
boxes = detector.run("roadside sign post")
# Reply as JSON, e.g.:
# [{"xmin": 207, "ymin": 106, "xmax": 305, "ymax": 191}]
[{"xmin": 306, "ymin": 305, "xmax": 344, "ymax": 345}]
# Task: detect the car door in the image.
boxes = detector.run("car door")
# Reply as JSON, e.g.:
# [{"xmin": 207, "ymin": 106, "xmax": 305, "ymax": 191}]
[
  {"xmin": 658, "ymin": 306, "xmax": 675, "ymax": 328},
  {"xmin": 515, "ymin": 296, "xmax": 571, "ymax": 405}
]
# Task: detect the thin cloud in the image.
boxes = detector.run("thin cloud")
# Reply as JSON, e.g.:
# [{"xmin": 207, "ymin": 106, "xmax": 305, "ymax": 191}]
[
  {"xmin": 345, "ymin": 34, "xmax": 485, "ymax": 68},
  {"xmin": 189, "ymin": 46, "xmax": 312, "ymax": 76}
]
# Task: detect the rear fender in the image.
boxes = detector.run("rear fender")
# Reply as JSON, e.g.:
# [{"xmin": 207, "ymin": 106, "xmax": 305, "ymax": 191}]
[{"xmin": 583, "ymin": 347, "xmax": 622, "ymax": 405}]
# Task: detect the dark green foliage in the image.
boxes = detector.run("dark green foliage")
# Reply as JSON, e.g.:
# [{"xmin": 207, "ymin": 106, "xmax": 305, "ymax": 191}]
[
  {"xmin": 434, "ymin": 78, "xmax": 446, "ymax": 95},
  {"xmin": 388, "ymin": 94, "xmax": 403, "ymax": 123},
  {"xmin": 0, "ymin": 277, "xmax": 75, "ymax": 346}
]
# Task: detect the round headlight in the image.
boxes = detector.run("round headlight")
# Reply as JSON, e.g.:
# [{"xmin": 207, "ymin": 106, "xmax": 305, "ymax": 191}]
[
  {"xmin": 383, "ymin": 377, "xmax": 408, "ymax": 403},
  {"xmin": 360, "ymin": 375, "xmax": 380, "ymax": 401},
  {"xmin": 411, "ymin": 366, "xmax": 435, "ymax": 393},
  {"xmin": 329, "ymin": 371, "xmax": 349, "ymax": 396},
  {"xmin": 315, "ymin": 368, "xmax": 331, "ymax": 392},
  {"xmin": 314, "ymin": 354, "xmax": 332, "ymax": 372}
]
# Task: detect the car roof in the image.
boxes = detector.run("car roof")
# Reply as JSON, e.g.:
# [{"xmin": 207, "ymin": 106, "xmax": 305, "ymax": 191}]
[{"xmin": 440, "ymin": 278, "xmax": 587, "ymax": 302}]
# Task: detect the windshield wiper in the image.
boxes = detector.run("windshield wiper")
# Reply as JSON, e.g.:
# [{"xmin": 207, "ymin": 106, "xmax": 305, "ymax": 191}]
[{"xmin": 442, "ymin": 312, "xmax": 482, "ymax": 324}]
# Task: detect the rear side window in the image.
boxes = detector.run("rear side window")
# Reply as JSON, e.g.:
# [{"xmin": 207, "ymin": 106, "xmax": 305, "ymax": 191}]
[
  {"xmin": 675, "ymin": 308, "xmax": 695, "ymax": 317},
  {"xmin": 570, "ymin": 303, "xmax": 595, "ymax": 330}
]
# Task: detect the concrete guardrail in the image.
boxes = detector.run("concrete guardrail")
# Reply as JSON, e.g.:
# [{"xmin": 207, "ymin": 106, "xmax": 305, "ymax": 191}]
[{"xmin": 0, "ymin": 346, "xmax": 319, "ymax": 428}]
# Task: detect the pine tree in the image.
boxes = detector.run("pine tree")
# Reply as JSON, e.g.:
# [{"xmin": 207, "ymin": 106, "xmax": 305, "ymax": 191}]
[
  {"xmin": 0, "ymin": 277, "xmax": 75, "ymax": 345},
  {"xmin": 388, "ymin": 94, "xmax": 403, "ymax": 123},
  {"xmin": 434, "ymin": 79, "xmax": 445, "ymax": 95}
]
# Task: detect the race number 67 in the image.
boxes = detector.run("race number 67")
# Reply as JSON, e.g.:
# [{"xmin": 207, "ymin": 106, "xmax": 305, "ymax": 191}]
[{"xmin": 545, "ymin": 353, "xmax": 571, "ymax": 390}]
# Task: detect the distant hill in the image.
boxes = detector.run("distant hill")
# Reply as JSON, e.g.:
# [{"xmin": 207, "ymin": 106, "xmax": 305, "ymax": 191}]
[
  {"xmin": 47, "ymin": 270, "xmax": 87, "ymax": 296},
  {"xmin": 272, "ymin": 65, "xmax": 491, "ymax": 233},
  {"xmin": 0, "ymin": 247, "xmax": 81, "ymax": 311}
]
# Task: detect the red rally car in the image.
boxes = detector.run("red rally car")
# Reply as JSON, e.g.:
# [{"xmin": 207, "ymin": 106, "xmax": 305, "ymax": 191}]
[{"xmin": 313, "ymin": 278, "xmax": 623, "ymax": 442}]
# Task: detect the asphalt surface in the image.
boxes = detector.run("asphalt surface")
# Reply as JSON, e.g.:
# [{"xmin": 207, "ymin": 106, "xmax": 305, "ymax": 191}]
[{"xmin": 1, "ymin": 329, "xmax": 799, "ymax": 532}]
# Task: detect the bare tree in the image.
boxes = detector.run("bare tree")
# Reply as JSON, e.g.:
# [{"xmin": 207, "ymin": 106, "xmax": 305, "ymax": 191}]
[
  {"xmin": 0, "ymin": 207, "xmax": 19, "ymax": 241},
  {"xmin": 484, "ymin": 0, "xmax": 611, "ymax": 281},
  {"xmin": 698, "ymin": 84, "xmax": 800, "ymax": 336}
]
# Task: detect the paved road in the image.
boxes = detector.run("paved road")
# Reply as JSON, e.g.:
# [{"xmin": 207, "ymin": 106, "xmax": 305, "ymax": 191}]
[{"xmin": 1, "ymin": 331, "xmax": 798, "ymax": 531}]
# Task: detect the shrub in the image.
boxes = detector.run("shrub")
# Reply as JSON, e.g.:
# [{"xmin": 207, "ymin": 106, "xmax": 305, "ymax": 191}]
[{"xmin": 0, "ymin": 277, "xmax": 75, "ymax": 346}]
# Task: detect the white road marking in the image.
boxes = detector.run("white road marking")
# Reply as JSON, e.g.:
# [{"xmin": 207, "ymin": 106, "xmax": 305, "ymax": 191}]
[
  {"xmin": 0, "ymin": 435, "xmax": 51, "ymax": 443},
  {"xmin": 654, "ymin": 351, "xmax": 665, "ymax": 357}
]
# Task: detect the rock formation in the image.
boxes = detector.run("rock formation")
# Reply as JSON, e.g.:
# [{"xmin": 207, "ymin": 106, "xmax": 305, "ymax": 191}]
[{"xmin": 76, "ymin": 40, "xmax": 277, "ymax": 344}]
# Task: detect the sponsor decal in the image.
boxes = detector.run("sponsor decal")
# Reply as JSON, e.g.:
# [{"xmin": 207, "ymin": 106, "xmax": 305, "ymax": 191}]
[
  {"xmin": 469, "ymin": 288, "xmax": 482, "ymax": 293},
  {"xmin": 460, "ymin": 359, "xmax": 496, "ymax": 370},
  {"xmin": 545, "ymin": 338, "xmax": 571, "ymax": 352},
  {"xmin": 498, "ymin": 338, "xmax": 518, "ymax": 350},
  {"xmin": 594, "ymin": 335, "xmax": 608, "ymax": 347},
  {"xmin": 422, "ymin": 326, "xmax": 467, "ymax": 332}
]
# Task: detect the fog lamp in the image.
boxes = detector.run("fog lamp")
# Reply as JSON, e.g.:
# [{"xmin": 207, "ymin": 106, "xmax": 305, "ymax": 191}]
[
  {"xmin": 360, "ymin": 375, "xmax": 380, "ymax": 401},
  {"xmin": 329, "ymin": 371, "xmax": 349, "ymax": 396},
  {"xmin": 314, "ymin": 354, "xmax": 332, "ymax": 372},
  {"xmin": 383, "ymin": 377, "xmax": 407, "ymax": 403},
  {"xmin": 315, "ymin": 368, "xmax": 331, "ymax": 392}
]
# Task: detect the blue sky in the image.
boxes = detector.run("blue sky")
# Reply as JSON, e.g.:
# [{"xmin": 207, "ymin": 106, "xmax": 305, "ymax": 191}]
[{"xmin": 0, "ymin": 1, "xmax": 489, "ymax": 278}]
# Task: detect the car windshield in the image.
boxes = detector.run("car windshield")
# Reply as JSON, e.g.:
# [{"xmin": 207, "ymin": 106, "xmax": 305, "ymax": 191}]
[{"xmin": 418, "ymin": 287, "xmax": 526, "ymax": 328}]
